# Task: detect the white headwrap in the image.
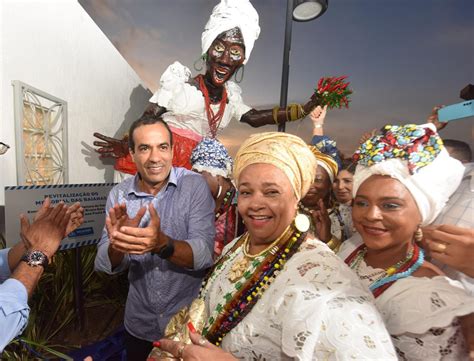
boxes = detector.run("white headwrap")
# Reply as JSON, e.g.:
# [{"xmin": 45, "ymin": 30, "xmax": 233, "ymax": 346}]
[
  {"xmin": 353, "ymin": 124, "xmax": 465, "ymax": 226},
  {"xmin": 308, "ymin": 145, "xmax": 338, "ymax": 183},
  {"xmin": 201, "ymin": 0, "xmax": 260, "ymax": 65}
]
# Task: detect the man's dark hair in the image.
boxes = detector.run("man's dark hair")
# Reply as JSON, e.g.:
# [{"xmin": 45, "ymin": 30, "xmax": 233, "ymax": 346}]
[
  {"xmin": 443, "ymin": 139, "xmax": 472, "ymax": 163},
  {"xmin": 128, "ymin": 115, "xmax": 173, "ymax": 151}
]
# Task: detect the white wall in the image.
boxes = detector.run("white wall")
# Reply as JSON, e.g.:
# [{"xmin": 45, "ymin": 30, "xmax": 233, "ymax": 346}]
[{"xmin": 0, "ymin": 0, "xmax": 151, "ymax": 205}]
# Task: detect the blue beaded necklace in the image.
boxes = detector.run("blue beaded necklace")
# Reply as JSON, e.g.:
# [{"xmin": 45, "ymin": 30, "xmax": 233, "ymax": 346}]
[{"xmin": 369, "ymin": 248, "xmax": 424, "ymax": 292}]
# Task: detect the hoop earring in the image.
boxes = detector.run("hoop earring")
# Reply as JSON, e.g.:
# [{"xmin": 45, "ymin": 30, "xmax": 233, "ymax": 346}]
[
  {"xmin": 414, "ymin": 224, "xmax": 423, "ymax": 243},
  {"xmin": 193, "ymin": 54, "xmax": 207, "ymax": 72},
  {"xmin": 216, "ymin": 184, "xmax": 223, "ymax": 200},
  {"xmin": 234, "ymin": 65, "xmax": 244, "ymax": 83}
]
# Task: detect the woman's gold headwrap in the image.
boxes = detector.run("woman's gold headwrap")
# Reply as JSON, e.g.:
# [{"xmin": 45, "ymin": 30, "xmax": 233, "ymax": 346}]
[
  {"xmin": 233, "ymin": 132, "xmax": 317, "ymax": 200},
  {"xmin": 308, "ymin": 145, "xmax": 339, "ymax": 183}
]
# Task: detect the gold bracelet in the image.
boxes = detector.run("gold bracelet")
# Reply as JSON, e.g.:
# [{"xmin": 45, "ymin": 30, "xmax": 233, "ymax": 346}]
[
  {"xmin": 327, "ymin": 237, "xmax": 342, "ymax": 252},
  {"xmin": 286, "ymin": 104, "xmax": 295, "ymax": 122},
  {"xmin": 297, "ymin": 104, "xmax": 307, "ymax": 118},
  {"xmin": 272, "ymin": 106, "xmax": 280, "ymax": 124},
  {"xmin": 285, "ymin": 105, "xmax": 291, "ymax": 123},
  {"xmin": 287, "ymin": 104, "xmax": 306, "ymax": 122},
  {"xmin": 292, "ymin": 104, "xmax": 299, "ymax": 121}
]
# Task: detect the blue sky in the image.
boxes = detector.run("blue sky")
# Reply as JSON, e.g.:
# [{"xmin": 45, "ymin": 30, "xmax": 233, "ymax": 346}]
[{"xmin": 80, "ymin": 0, "xmax": 473, "ymax": 156}]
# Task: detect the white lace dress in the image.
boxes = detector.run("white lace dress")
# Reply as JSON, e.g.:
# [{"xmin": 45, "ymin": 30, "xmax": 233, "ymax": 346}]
[
  {"xmin": 204, "ymin": 237, "xmax": 397, "ymax": 360},
  {"xmin": 339, "ymin": 235, "xmax": 474, "ymax": 361}
]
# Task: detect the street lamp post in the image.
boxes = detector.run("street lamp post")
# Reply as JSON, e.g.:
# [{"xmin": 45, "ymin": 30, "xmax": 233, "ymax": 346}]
[{"xmin": 278, "ymin": 0, "xmax": 328, "ymax": 132}]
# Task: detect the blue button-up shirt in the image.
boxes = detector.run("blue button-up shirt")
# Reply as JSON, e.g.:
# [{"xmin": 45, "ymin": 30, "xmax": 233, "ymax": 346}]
[
  {"xmin": 94, "ymin": 167, "xmax": 215, "ymax": 341},
  {"xmin": 0, "ymin": 248, "xmax": 29, "ymax": 352}
]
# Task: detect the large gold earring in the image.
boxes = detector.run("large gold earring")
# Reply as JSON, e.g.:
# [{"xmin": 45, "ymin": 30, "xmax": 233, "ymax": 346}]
[
  {"xmin": 414, "ymin": 225, "xmax": 423, "ymax": 243},
  {"xmin": 294, "ymin": 213, "xmax": 310, "ymax": 233}
]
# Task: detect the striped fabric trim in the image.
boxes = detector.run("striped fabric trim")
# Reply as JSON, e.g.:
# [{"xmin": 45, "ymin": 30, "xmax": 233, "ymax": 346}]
[
  {"xmin": 59, "ymin": 239, "xmax": 100, "ymax": 250},
  {"xmin": 5, "ymin": 183, "xmax": 116, "ymax": 190}
]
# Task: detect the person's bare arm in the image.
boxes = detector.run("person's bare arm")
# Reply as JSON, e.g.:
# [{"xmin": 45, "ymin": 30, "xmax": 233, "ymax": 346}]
[
  {"xmin": 240, "ymin": 94, "xmax": 320, "ymax": 127},
  {"xmin": 7, "ymin": 243, "xmax": 27, "ymax": 273},
  {"xmin": 13, "ymin": 202, "xmax": 70, "ymax": 297},
  {"xmin": 11, "ymin": 263, "xmax": 44, "ymax": 298},
  {"xmin": 310, "ymin": 105, "xmax": 328, "ymax": 136}
]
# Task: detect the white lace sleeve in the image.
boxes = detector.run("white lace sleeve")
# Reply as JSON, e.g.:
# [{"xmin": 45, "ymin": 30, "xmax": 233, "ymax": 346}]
[
  {"xmin": 337, "ymin": 232, "xmax": 363, "ymax": 260},
  {"xmin": 378, "ymin": 276, "xmax": 474, "ymax": 335},
  {"xmin": 376, "ymin": 276, "xmax": 474, "ymax": 361},
  {"xmin": 149, "ymin": 61, "xmax": 193, "ymax": 109},
  {"xmin": 225, "ymin": 81, "xmax": 252, "ymax": 121},
  {"xmin": 274, "ymin": 241, "xmax": 396, "ymax": 360}
]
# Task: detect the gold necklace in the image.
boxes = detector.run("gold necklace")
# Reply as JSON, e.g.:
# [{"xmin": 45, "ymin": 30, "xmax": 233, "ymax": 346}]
[{"xmin": 228, "ymin": 225, "xmax": 292, "ymax": 283}]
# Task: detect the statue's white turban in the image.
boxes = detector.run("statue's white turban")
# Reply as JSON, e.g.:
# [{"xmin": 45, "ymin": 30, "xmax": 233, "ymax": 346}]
[{"xmin": 201, "ymin": 0, "xmax": 260, "ymax": 65}]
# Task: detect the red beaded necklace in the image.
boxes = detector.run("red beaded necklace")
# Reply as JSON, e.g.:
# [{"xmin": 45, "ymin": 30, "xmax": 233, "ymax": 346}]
[
  {"xmin": 196, "ymin": 74, "xmax": 228, "ymax": 138},
  {"xmin": 345, "ymin": 243, "xmax": 421, "ymax": 298}
]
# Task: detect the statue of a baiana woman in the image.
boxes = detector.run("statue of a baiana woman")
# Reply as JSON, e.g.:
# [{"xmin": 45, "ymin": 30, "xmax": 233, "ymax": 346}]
[{"xmin": 94, "ymin": 0, "xmax": 351, "ymax": 181}]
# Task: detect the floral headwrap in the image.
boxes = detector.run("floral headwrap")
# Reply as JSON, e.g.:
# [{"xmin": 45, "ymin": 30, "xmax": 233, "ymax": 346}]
[
  {"xmin": 308, "ymin": 145, "xmax": 338, "ymax": 183},
  {"xmin": 353, "ymin": 124, "xmax": 444, "ymax": 174},
  {"xmin": 190, "ymin": 137, "xmax": 233, "ymax": 178},
  {"xmin": 352, "ymin": 123, "xmax": 465, "ymax": 225},
  {"xmin": 233, "ymin": 132, "xmax": 316, "ymax": 200}
]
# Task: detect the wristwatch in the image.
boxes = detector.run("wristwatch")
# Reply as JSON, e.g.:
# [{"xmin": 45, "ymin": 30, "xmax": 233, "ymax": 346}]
[
  {"xmin": 157, "ymin": 239, "xmax": 175, "ymax": 259},
  {"xmin": 21, "ymin": 250, "xmax": 49, "ymax": 268}
]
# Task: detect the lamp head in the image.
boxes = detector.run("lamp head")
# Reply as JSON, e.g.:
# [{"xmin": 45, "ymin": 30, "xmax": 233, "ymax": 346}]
[{"xmin": 293, "ymin": 0, "xmax": 328, "ymax": 22}]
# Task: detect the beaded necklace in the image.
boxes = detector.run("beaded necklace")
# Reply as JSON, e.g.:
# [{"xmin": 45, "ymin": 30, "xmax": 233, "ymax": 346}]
[
  {"xmin": 196, "ymin": 74, "xmax": 228, "ymax": 138},
  {"xmin": 351, "ymin": 245, "xmax": 414, "ymax": 278},
  {"xmin": 200, "ymin": 224, "xmax": 307, "ymax": 346},
  {"xmin": 215, "ymin": 187, "xmax": 235, "ymax": 220},
  {"xmin": 345, "ymin": 243, "xmax": 424, "ymax": 298}
]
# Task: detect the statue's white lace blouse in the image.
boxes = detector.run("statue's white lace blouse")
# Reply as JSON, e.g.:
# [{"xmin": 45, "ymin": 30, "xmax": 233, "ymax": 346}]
[{"xmin": 149, "ymin": 61, "xmax": 251, "ymax": 138}]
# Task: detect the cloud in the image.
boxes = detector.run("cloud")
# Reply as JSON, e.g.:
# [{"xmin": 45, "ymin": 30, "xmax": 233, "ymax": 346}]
[
  {"xmin": 80, "ymin": 0, "xmax": 121, "ymax": 23},
  {"xmin": 80, "ymin": 0, "xmax": 165, "ymax": 90},
  {"xmin": 435, "ymin": 22, "xmax": 474, "ymax": 48}
]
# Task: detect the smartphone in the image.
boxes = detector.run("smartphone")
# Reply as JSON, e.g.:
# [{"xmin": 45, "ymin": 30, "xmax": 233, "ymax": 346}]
[{"xmin": 438, "ymin": 100, "xmax": 474, "ymax": 123}]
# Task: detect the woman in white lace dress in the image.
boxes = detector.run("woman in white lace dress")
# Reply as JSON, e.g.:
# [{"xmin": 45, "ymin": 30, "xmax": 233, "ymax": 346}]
[
  {"xmin": 339, "ymin": 124, "xmax": 474, "ymax": 360},
  {"xmin": 151, "ymin": 132, "xmax": 396, "ymax": 360}
]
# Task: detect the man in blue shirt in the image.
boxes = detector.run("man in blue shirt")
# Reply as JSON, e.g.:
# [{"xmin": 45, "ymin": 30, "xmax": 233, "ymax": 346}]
[
  {"xmin": 94, "ymin": 115, "xmax": 215, "ymax": 360},
  {"xmin": 0, "ymin": 199, "xmax": 82, "ymax": 352}
]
